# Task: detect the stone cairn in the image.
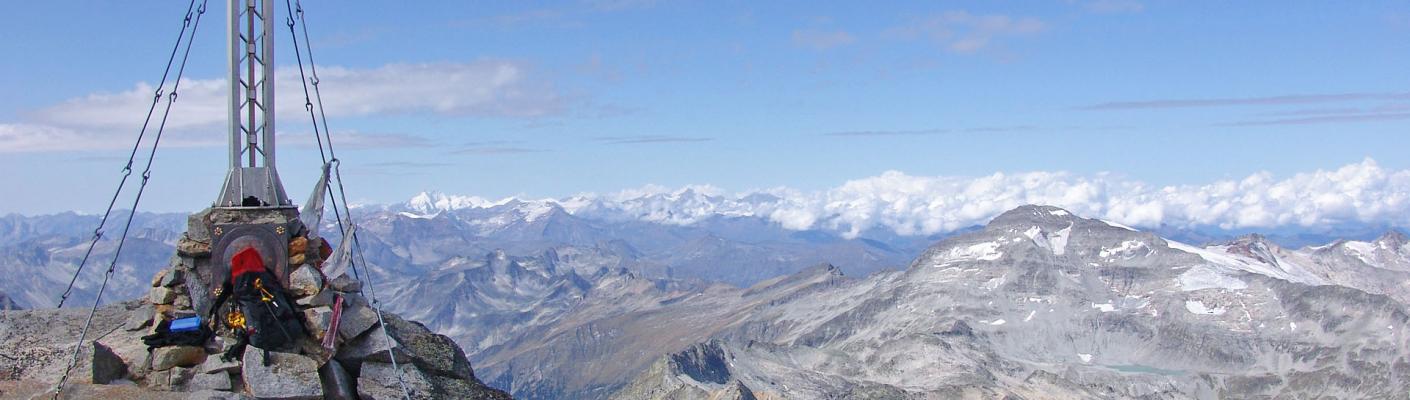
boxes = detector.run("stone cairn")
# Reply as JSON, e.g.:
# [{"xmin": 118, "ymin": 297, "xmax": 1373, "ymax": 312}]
[{"xmin": 115, "ymin": 208, "xmax": 510, "ymax": 400}]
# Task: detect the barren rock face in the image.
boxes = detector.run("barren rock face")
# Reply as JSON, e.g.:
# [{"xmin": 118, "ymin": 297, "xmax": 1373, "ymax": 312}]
[{"xmin": 607, "ymin": 206, "xmax": 1410, "ymax": 399}]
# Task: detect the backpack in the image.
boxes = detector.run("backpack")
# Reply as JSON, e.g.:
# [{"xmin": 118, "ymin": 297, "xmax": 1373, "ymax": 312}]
[{"xmin": 213, "ymin": 246, "xmax": 305, "ymax": 353}]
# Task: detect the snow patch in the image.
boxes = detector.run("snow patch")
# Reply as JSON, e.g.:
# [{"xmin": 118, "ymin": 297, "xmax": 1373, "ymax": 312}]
[
  {"xmin": 1100, "ymin": 240, "xmax": 1147, "ymax": 258},
  {"xmin": 1024, "ymin": 310, "xmax": 1036, "ymax": 322},
  {"xmin": 1050, "ymin": 209, "xmax": 1070, "ymax": 217},
  {"xmin": 398, "ymin": 211, "xmax": 434, "ymax": 219},
  {"xmin": 944, "ymin": 241, "xmax": 1004, "ymax": 262},
  {"xmin": 989, "ymin": 319, "xmax": 1007, "ymax": 326},
  {"xmin": 1023, "ymin": 226, "xmax": 1042, "ymax": 240},
  {"xmin": 1343, "ymin": 241, "xmax": 1377, "ymax": 264},
  {"xmin": 1185, "ymin": 300, "xmax": 1226, "ymax": 316},
  {"xmin": 1177, "ymin": 265, "xmax": 1248, "ymax": 291},
  {"xmin": 1078, "ymin": 353, "xmax": 1093, "ymax": 363},
  {"xmin": 1050, "ymin": 224, "xmax": 1071, "ymax": 255},
  {"xmin": 1101, "ymin": 219, "xmax": 1138, "ymax": 231},
  {"xmin": 1092, "ymin": 302, "xmax": 1116, "ymax": 313}
]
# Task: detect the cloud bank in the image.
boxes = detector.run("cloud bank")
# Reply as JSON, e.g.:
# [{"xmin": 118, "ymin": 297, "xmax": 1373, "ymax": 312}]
[
  {"xmin": 2, "ymin": 61, "xmax": 560, "ymax": 153},
  {"xmin": 409, "ymin": 159, "xmax": 1410, "ymax": 238}
]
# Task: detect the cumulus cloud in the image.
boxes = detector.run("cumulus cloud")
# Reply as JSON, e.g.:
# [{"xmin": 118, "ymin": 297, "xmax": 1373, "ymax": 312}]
[
  {"xmin": 3, "ymin": 61, "xmax": 560, "ymax": 152},
  {"xmin": 415, "ymin": 159, "xmax": 1410, "ymax": 238},
  {"xmin": 886, "ymin": 11, "xmax": 1044, "ymax": 53}
]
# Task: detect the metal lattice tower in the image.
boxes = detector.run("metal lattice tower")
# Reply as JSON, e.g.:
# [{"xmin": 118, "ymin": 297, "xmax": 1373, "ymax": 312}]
[{"xmin": 217, "ymin": 0, "xmax": 291, "ymax": 208}]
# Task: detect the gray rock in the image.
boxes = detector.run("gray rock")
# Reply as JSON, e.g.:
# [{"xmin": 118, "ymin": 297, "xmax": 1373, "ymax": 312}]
[
  {"xmin": 288, "ymin": 265, "xmax": 324, "ymax": 299},
  {"xmin": 302, "ymin": 306, "xmax": 334, "ymax": 343},
  {"xmin": 241, "ymin": 350, "xmax": 323, "ymax": 400},
  {"xmin": 337, "ymin": 325, "xmax": 400, "ymax": 366},
  {"xmin": 358, "ymin": 361, "xmax": 509, "ymax": 400},
  {"xmin": 295, "ymin": 288, "xmax": 334, "ymax": 307},
  {"xmin": 149, "ymin": 366, "xmax": 197, "ymax": 391},
  {"xmin": 186, "ymin": 389, "xmax": 255, "ymax": 400},
  {"xmin": 92, "ymin": 341, "xmax": 128, "ymax": 384},
  {"xmin": 318, "ymin": 359, "xmax": 357, "ymax": 400},
  {"xmin": 327, "ymin": 274, "xmax": 362, "ymax": 293},
  {"xmin": 336, "ymin": 314, "xmax": 475, "ymax": 380},
  {"xmin": 337, "ymin": 296, "xmax": 379, "ymax": 341},
  {"xmin": 161, "ymin": 268, "xmax": 186, "ymax": 287},
  {"xmin": 197, "ymin": 354, "xmax": 240, "ymax": 375},
  {"xmin": 177, "ymin": 236, "xmax": 212, "ymax": 258},
  {"xmin": 185, "ymin": 209, "xmax": 213, "ymax": 244},
  {"xmin": 152, "ymin": 269, "xmax": 169, "ymax": 288},
  {"xmin": 356, "ymin": 362, "xmax": 435, "ymax": 400},
  {"xmin": 151, "ymin": 345, "xmax": 207, "ymax": 371},
  {"xmin": 186, "ymin": 370, "xmax": 233, "ymax": 391},
  {"xmin": 125, "ymin": 304, "xmax": 156, "ymax": 331},
  {"xmin": 150, "ymin": 287, "xmax": 177, "ymax": 305}
]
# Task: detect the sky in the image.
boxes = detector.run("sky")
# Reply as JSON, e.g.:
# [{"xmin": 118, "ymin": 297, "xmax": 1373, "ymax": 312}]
[{"xmin": 2, "ymin": 0, "xmax": 1409, "ymax": 220}]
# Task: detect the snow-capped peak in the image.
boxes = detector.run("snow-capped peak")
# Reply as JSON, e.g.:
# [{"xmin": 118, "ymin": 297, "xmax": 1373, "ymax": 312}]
[{"xmin": 406, "ymin": 191, "xmax": 508, "ymax": 215}]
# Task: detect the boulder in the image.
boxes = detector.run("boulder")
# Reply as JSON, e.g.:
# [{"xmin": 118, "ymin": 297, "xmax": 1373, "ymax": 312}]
[
  {"xmin": 153, "ymin": 269, "xmax": 169, "ymax": 287},
  {"xmin": 295, "ymin": 289, "xmax": 334, "ymax": 307},
  {"xmin": 148, "ymin": 366, "xmax": 197, "ymax": 391},
  {"xmin": 125, "ymin": 304, "xmax": 156, "ymax": 331},
  {"xmin": 241, "ymin": 350, "xmax": 323, "ymax": 400},
  {"xmin": 185, "ymin": 370, "xmax": 232, "ymax": 391},
  {"xmin": 287, "ymin": 265, "xmax": 324, "ymax": 299},
  {"xmin": 150, "ymin": 288, "xmax": 177, "ymax": 305},
  {"xmin": 356, "ymin": 362, "xmax": 435, "ymax": 400},
  {"xmin": 161, "ymin": 269, "xmax": 186, "ymax": 287},
  {"xmin": 197, "ymin": 354, "xmax": 240, "ymax": 375},
  {"xmin": 177, "ymin": 237, "xmax": 211, "ymax": 258},
  {"xmin": 337, "ymin": 325, "xmax": 400, "ymax": 366},
  {"xmin": 92, "ymin": 341, "xmax": 129, "ymax": 384},
  {"xmin": 358, "ymin": 362, "xmax": 509, "ymax": 400},
  {"xmin": 185, "ymin": 210, "xmax": 213, "ymax": 243},
  {"xmin": 96, "ymin": 321, "xmax": 157, "ymax": 381},
  {"xmin": 302, "ymin": 306, "xmax": 334, "ymax": 343},
  {"xmin": 318, "ymin": 359, "xmax": 357, "ymax": 400},
  {"xmin": 328, "ymin": 275, "xmax": 362, "ymax": 293},
  {"xmin": 289, "ymin": 253, "xmax": 307, "ymax": 267},
  {"xmin": 337, "ymin": 295, "xmax": 379, "ymax": 341},
  {"xmin": 289, "ymin": 236, "xmax": 308, "ymax": 256},
  {"xmin": 151, "ymin": 346, "xmax": 207, "ymax": 371},
  {"xmin": 173, "ymin": 292, "xmax": 193, "ymax": 310},
  {"xmin": 337, "ymin": 313, "xmax": 474, "ymax": 380}
]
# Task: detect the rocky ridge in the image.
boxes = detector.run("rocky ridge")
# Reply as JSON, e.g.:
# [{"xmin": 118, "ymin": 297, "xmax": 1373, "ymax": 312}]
[
  {"xmin": 0, "ymin": 207, "xmax": 509, "ymax": 399},
  {"xmin": 609, "ymin": 205, "xmax": 1410, "ymax": 399}
]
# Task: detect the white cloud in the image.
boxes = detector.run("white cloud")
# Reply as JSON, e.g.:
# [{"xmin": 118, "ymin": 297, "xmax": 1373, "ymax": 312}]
[
  {"xmin": 3, "ymin": 61, "xmax": 560, "ymax": 153},
  {"xmin": 887, "ymin": 11, "xmax": 1045, "ymax": 53},
  {"xmin": 409, "ymin": 159, "xmax": 1410, "ymax": 237}
]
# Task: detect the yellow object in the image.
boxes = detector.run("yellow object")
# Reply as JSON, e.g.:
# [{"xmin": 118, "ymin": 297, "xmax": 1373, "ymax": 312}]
[
  {"xmin": 254, "ymin": 278, "xmax": 275, "ymax": 303},
  {"xmin": 227, "ymin": 309, "xmax": 246, "ymax": 330}
]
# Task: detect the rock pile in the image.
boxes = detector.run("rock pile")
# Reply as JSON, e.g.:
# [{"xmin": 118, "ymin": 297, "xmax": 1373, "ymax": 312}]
[{"xmin": 0, "ymin": 207, "xmax": 510, "ymax": 399}]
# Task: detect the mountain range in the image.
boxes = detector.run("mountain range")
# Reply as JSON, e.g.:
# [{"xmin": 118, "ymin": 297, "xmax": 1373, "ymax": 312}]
[{"xmin": 3, "ymin": 194, "xmax": 1408, "ymax": 398}]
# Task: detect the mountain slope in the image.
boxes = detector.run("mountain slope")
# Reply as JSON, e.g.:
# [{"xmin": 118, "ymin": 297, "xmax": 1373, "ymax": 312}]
[{"xmin": 613, "ymin": 205, "xmax": 1410, "ymax": 399}]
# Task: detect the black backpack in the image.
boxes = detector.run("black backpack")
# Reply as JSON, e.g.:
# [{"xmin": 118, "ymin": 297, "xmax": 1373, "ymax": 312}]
[
  {"xmin": 212, "ymin": 269, "xmax": 305, "ymax": 353},
  {"xmin": 235, "ymin": 270, "xmax": 304, "ymax": 350}
]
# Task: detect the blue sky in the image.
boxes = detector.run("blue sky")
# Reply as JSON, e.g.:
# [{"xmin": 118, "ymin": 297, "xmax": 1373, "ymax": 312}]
[{"xmin": 2, "ymin": 0, "xmax": 1409, "ymax": 215}]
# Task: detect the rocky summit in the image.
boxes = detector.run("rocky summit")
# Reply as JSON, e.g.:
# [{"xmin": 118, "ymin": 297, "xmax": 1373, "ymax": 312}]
[{"xmin": 0, "ymin": 207, "xmax": 508, "ymax": 400}]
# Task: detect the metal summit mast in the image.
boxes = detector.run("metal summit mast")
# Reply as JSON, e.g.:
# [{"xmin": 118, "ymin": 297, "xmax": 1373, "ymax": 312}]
[{"xmin": 217, "ymin": 0, "xmax": 291, "ymax": 208}]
